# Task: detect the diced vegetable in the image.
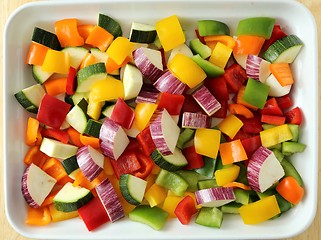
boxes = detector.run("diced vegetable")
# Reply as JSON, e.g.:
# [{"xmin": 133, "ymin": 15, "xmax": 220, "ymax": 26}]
[
  {"xmin": 21, "ymin": 163, "xmax": 57, "ymax": 208},
  {"xmin": 195, "ymin": 187, "xmax": 235, "ymax": 207}
]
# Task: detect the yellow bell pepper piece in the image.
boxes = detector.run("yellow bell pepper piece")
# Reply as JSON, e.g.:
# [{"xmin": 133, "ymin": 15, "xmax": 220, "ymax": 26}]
[
  {"xmin": 219, "ymin": 139, "xmax": 248, "ymax": 165},
  {"xmin": 155, "ymin": 15, "xmax": 185, "ymax": 52},
  {"xmin": 215, "ymin": 164, "xmax": 240, "ymax": 186},
  {"xmin": 194, "ymin": 128, "xmax": 221, "ymax": 159},
  {"xmin": 217, "ymin": 114, "xmax": 243, "ymax": 139},
  {"xmin": 145, "ymin": 183, "xmax": 167, "ymax": 207},
  {"xmin": 106, "ymin": 37, "xmax": 134, "ymax": 65},
  {"xmin": 239, "ymin": 195, "xmax": 281, "ymax": 224},
  {"xmin": 260, "ymin": 124, "xmax": 293, "ymax": 148},
  {"xmin": 209, "ymin": 42, "xmax": 233, "ymax": 69},
  {"xmin": 90, "ymin": 76, "xmax": 124, "ymax": 103},
  {"xmin": 87, "ymin": 91, "xmax": 104, "ymax": 120},
  {"xmin": 168, "ymin": 53, "xmax": 206, "ymax": 89},
  {"xmin": 48, "ymin": 204, "xmax": 78, "ymax": 222},
  {"xmin": 162, "ymin": 195, "xmax": 184, "ymax": 218},
  {"xmin": 132, "ymin": 102, "xmax": 158, "ymax": 131},
  {"xmin": 42, "ymin": 49, "xmax": 70, "ymax": 74}
]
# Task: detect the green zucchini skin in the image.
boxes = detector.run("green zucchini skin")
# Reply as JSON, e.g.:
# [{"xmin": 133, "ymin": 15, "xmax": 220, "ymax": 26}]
[
  {"xmin": 98, "ymin": 13, "xmax": 122, "ymax": 38},
  {"xmin": 32, "ymin": 27, "xmax": 61, "ymax": 50}
]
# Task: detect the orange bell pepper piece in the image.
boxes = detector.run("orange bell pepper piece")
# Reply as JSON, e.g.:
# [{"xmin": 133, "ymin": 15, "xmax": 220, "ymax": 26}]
[
  {"xmin": 77, "ymin": 24, "xmax": 95, "ymax": 41},
  {"xmin": 228, "ymin": 103, "xmax": 254, "ymax": 119},
  {"xmin": 80, "ymin": 53, "xmax": 97, "ymax": 69},
  {"xmin": 25, "ymin": 41, "xmax": 50, "ymax": 66},
  {"xmin": 79, "ymin": 134, "xmax": 101, "ymax": 149},
  {"xmin": 43, "ymin": 77, "xmax": 67, "ymax": 96},
  {"xmin": 276, "ymin": 176, "xmax": 304, "ymax": 205},
  {"xmin": 219, "ymin": 139, "xmax": 248, "ymax": 165},
  {"xmin": 25, "ymin": 206, "xmax": 51, "ymax": 226},
  {"xmin": 55, "ymin": 18, "xmax": 84, "ymax": 48},
  {"xmin": 67, "ymin": 127, "xmax": 84, "ymax": 147},
  {"xmin": 26, "ymin": 117, "xmax": 41, "ymax": 146},
  {"xmin": 204, "ymin": 35, "xmax": 236, "ymax": 49},
  {"xmin": 85, "ymin": 25, "xmax": 114, "ymax": 52},
  {"xmin": 233, "ymin": 35, "xmax": 265, "ymax": 55},
  {"xmin": 42, "ymin": 157, "xmax": 68, "ymax": 182},
  {"xmin": 270, "ymin": 63, "xmax": 294, "ymax": 86},
  {"xmin": 24, "ymin": 145, "xmax": 48, "ymax": 168}
]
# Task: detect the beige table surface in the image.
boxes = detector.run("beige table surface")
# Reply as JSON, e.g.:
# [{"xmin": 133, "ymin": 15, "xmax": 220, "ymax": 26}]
[{"xmin": 0, "ymin": 0, "xmax": 320, "ymax": 239}]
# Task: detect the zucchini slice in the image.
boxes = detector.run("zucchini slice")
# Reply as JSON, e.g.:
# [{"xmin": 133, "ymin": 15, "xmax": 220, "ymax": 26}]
[
  {"xmin": 61, "ymin": 155, "xmax": 80, "ymax": 179},
  {"xmin": 66, "ymin": 98, "xmax": 89, "ymax": 134},
  {"xmin": 98, "ymin": 13, "xmax": 122, "ymax": 38},
  {"xmin": 76, "ymin": 62, "xmax": 107, "ymax": 93},
  {"xmin": 129, "ymin": 22, "xmax": 157, "ymax": 44},
  {"xmin": 119, "ymin": 174, "xmax": 147, "ymax": 205},
  {"xmin": 83, "ymin": 119, "xmax": 102, "ymax": 138},
  {"xmin": 32, "ymin": 27, "xmax": 61, "ymax": 50},
  {"xmin": 32, "ymin": 65, "xmax": 53, "ymax": 84},
  {"xmin": 62, "ymin": 47, "xmax": 89, "ymax": 69},
  {"xmin": 263, "ymin": 35, "xmax": 303, "ymax": 63},
  {"xmin": 150, "ymin": 148, "xmax": 188, "ymax": 171},
  {"xmin": 14, "ymin": 84, "xmax": 45, "ymax": 113},
  {"xmin": 53, "ymin": 182, "xmax": 93, "ymax": 212}
]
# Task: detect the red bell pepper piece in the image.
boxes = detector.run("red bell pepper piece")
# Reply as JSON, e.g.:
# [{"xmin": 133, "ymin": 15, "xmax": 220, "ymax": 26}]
[
  {"xmin": 262, "ymin": 25, "xmax": 287, "ymax": 52},
  {"xmin": 276, "ymin": 94, "xmax": 293, "ymax": 110},
  {"xmin": 223, "ymin": 63, "xmax": 247, "ymax": 93},
  {"xmin": 78, "ymin": 197, "xmax": 110, "ymax": 231},
  {"xmin": 136, "ymin": 126, "xmax": 157, "ymax": 156},
  {"xmin": 37, "ymin": 94, "xmax": 71, "ymax": 129},
  {"xmin": 285, "ymin": 107, "xmax": 303, "ymax": 125},
  {"xmin": 133, "ymin": 151, "xmax": 155, "ymax": 179},
  {"xmin": 41, "ymin": 128, "xmax": 69, "ymax": 144},
  {"xmin": 239, "ymin": 114, "xmax": 262, "ymax": 134},
  {"xmin": 110, "ymin": 98, "xmax": 135, "ymax": 129},
  {"xmin": 181, "ymin": 94, "xmax": 204, "ymax": 114},
  {"xmin": 241, "ymin": 135, "xmax": 262, "ymax": 158},
  {"xmin": 261, "ymin": 97, "xmax": 284, "ymax": 116},
  {"xmin": 204, "ymin": 77, "xmax": 229, "ymax": 101},
  {"xmin": 110, "ymin": 150, "xmax": 141, "ymax": 179},
  {"xmin": 182, "ymin": 145, "xmax": 204, "ymax": 170},
  {"xmin": 174, "ymin": 195, "xmax": 198, "ymax": 225},
  {"xmin": 230, "ymin": 128, "xmax": 253, "ymax": 141},
  {"xmin": 66, "ymin": 67, "xmax": 77, "ymax": 95},
  {"xmin": 157, "ymin": 92, "xmax": 185, "ymax": 115},
  {"xmin": 261, "ymin": 114, "xmax": 286, "ymax": 125}
]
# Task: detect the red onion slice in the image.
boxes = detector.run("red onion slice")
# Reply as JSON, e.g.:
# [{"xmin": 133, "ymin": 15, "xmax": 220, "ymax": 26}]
[
  {"xmin": 192, "ymin": 85, "xmax": 221, "ymax": 116},
  {"xmin": 21, "ymin": 163, "xmax": 57, "ymax": 208},
  {"xmin": 181, "ymin": 112, "xmax": 211, "ymax": 129},
  {"xmin": 246, "ymin": 55, "xmax": 271, "ymax": 83},
  {"xmin": 195, "ymin": 187, "xmax": 235, "ymax": 207},
  {"xmin": 96, "ymin": 178, "xmax": 125, "ymax": 222},
  {"xmin": 99, "ymin": 117, "xmax": 130, "ymax": 160},
  {"xmin": 77, "ymin": 145, "xmax": 104, "ymax": 181},
  {"xmin": 150, "ymin": 109, "xmax": 180, "ymax": 156},
  {"xmin": 153, "ymin": 70, "xmax": 187, "ymax": 95},
  {"xmin": 133, "ymin": 47, "xmax": 164, "ymax": 82},
  {"xmin": 247, "ymin": 146, "xmax": 285, "ymax": 192}
]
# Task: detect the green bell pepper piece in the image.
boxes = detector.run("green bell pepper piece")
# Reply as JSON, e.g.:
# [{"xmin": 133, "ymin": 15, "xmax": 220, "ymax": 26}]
[
  {"xmin": 235, "ymin": 17, "xmax": 275, "ymax": 39},
  {"xmin": 243, "ymin": 78, "xmax": 270, "ymax": 109}
]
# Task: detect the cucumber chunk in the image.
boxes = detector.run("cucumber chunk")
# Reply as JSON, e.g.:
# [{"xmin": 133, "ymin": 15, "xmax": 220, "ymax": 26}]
[
  {"xmin": 263, "ymin": 35, "xmax": 303, "ymax": 63},
  {"xmin": 150, "ymin": 148, "xmax": 188, "ymax": 171},
  {"xmin": 32, "ymin": 65, "xmax": 53, "ymax": 84},
  {"xmin": 129, "ymin": 22, "xmax": 157, "ymax": 44},
  {"xmin": 14, "ymin": 84, "xmax": 45, "ymax": 113},
  {"xmin": 98, "ymin": 13, "xmax": 122, "ymax": 38},
  {"xmin": 83, "ymin": 119, "xmax": 102, "ymax": 138},
  {"xmin": 221, "ymin": 202, "xmax": 242, "ymax": 214},
  {"xmin": 119, "ymin": 174, "xmax": 147, "ymax": 205},
  {"xmin": 62, "ymin": 47, "xmax": 89, "ymax": 69},
  {"xmin": 32, "ymin": 27, "xmax": 61, "ymax": 50},
  {"xmin": 66, "ymin": 98, "xmax": 89, "ymax": 134},
  {"xmin": 53, "ymin": 182, "xmax": 94, "ymax": 212},
  {"xmin": 76, "ymin": 62, "xmax": 107, "ymax": 93}
]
